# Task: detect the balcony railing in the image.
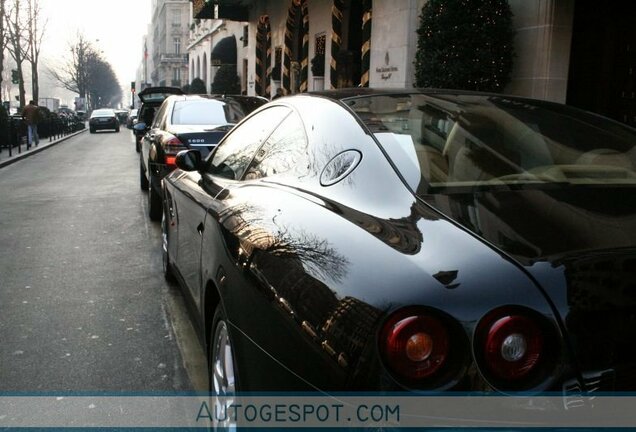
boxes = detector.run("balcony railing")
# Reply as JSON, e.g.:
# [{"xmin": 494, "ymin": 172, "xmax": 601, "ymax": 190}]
[{"xmin": 160, "ymin": 53, "xmax": 188, "ymax": 64}]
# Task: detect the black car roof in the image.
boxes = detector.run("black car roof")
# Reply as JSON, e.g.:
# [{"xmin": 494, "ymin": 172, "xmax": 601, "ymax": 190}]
[
  {"xmin": 166, "ymin": 94, "xmax": 266, "ymax": 102},
  {"xmin": 307, "ymin": 87, "xmax": 606, "ymax": 119},
  {"xmin": 309, "ymin": 87, "xmax": 513, "ymax": 100}
]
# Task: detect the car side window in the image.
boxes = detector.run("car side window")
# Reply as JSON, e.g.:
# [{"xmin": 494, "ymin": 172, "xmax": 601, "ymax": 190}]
[
  {"xmin": 243, "ymin": 110, "xmax": 310, "ymax": 180},
  {"xmin": 207, "ymin": 106, "xmax": 291, "ymax": 180},
  {"xmin": 152, "ymin": 101, "xmax": 169, "ymax": 129},
  {"xmin": 141, "ymin": 106, "xmax": 156, "ymax": 126}
]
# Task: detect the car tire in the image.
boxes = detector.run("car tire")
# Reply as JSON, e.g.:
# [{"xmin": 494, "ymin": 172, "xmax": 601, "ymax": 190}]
[
  {"xmin": 115, "ymin": 127, "xmax": 120, "ymax": 132},
  {"xmin": 148, "ymin": 182, "xmax": 163, "ymax": 221},
  {"xmin": 89, "ymin": 128, "xmax": 95, "ymax": 133},
  {"xmin": 140, "ymin": 159, "xmax": 149, "ymax": 191},
  {"xmin": 210, "ymin": 305, "xmax": 238, "ymax": 395},
  {"xmin": 161, "ymin": 210, "xmax": 176, "ymax": 282}
]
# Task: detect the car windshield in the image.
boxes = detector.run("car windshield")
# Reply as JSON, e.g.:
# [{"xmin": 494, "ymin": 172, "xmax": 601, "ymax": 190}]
[
  {"xmin": 343, "ymin": 93, "xmax": 636, "ymax": 193},
  {"xmin": 171, "ymin": 99, "xmax": 247, "ymax": 125}
]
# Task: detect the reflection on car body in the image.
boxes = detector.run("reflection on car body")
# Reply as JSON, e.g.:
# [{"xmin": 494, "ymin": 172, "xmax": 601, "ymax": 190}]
[{"xmin": 161, "ymin": 89, "xmax": 636, "ymax": 397}]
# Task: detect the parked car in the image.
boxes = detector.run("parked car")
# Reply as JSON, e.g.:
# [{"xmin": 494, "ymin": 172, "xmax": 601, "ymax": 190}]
[
  {"xmin": 140, "ymin": 94, "xmax": 267, "ymax": 221},
  {"xmin": 133, "ymin": 86, "xmax": 184, "ymax": 152},
  {"xmin": 114, "ymin": 109, "xmax": 128, "ymax": 125},
  {"xmin": 162, "ymin": 88, "xmax": 636, "ymax": 396},
  {"xmin": 88, "ymin": 108, "xmax": 119, "ymax": 133},
  {"xmin": 127, "ymin": 108, "xmax": 138, "ymax": 129}
]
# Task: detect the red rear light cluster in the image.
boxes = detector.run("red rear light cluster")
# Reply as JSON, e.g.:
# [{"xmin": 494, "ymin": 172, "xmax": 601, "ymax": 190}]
[
  {"xmin": 380, "ymin": 309, "xmax": 452, "ymax": 383},
  {"xmin": 476, "ymin": 307, "xmax": 555, "ymax": 389},
  {"xmin": 165, "ymin": 156, "xmax": 177, "ymax": 167},
  {"xmin": 483, "ymin": 315, "xmax": 543, "ymax": 380},
  {"xmin": 164, "ymin": 137, "xmax": 185, "ymax": 169}
]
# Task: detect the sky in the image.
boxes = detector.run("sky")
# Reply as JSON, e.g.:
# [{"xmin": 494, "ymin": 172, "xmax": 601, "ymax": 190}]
[{"xmin": 37, "ymin": 0, "xmax": 152, "ymax": 105}]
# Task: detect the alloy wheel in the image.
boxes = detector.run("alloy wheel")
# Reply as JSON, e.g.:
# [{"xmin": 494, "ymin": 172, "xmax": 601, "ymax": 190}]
[
  {"xmin": 212, "ymin": 320, "xmax": 236, "ymax": 395},
  {"xmin": 161, "ymin": 212, "xmax": 174, "ymax": 281}
]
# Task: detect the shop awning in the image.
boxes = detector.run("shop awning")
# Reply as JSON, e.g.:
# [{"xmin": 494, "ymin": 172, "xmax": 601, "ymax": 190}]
[
  {"xmin": 211, "ymin": 36, "xmax": 237, "ymax": 66},
  {"xmin": 191, "ymin": 0, "xmax": 250, "ymax": 21}
]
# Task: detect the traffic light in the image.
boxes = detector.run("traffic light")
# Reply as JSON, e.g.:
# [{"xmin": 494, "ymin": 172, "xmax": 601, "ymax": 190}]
[
  {"xmin": 11, "ymin": 69, "xmax": 19, "ymax": 85},
  {"xmin": 131, "ymin": 81, "xmax": 136, "ymax": 94}
]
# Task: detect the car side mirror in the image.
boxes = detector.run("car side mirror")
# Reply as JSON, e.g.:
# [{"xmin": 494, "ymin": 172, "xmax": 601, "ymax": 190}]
[
  {"xmin": 175, "ymin": 149, "xmax": 202, "ymax": 172},
  {"xmin": 133, "ymin": 122, "xmax": 146, "ymax": 133}
]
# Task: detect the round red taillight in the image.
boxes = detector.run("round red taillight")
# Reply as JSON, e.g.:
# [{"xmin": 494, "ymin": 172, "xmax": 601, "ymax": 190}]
[
  {"xmin": 482, "ymin": 314, "xmax": 544, "ymax": 381},
  {"xmin": 380, "ymin": 312, "xmax": 450, "ymax": 381}
]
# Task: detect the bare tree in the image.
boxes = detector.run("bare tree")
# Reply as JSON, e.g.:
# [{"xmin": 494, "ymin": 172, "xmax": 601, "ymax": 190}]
[
  {"xmin": 3, "ymin": 0, "xmax": 27, "ymax": 107},
  {"xmin": 87, "ymin": 51, "xmax": 122, "ymax": 108},
  {"xmin": 48, "ymin": 32, "xmax": 93, "ymax": 99},
  {"xmin": 49, "ymin": 32, "xmax": 122, "ymax": 109},
  {"xmin": 0, "ymin": 0, "xmax": 6, "ymax": 97},
  {"xmin": 24, "ymin": 0, "xmax": 46, "ymax": 102}
]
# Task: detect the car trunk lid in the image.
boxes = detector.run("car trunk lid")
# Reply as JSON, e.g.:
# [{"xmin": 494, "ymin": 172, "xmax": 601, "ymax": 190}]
[
  {"xmin": 170, "ymin": 124, "xmax": 231, "ymax": 158},
  {"xmin": 421, "ymin": 185, "xmax": 636, "ymax": 390}
]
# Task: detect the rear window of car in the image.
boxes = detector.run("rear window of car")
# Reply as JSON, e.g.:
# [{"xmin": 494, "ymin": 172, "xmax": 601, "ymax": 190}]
[
  {"xmin": 91, "ymin": 109, "xmax": 114, "ymax": 117},
  {"xmin": 343, "ymin": 93, "xmax": 636, "ymax": 192},
  {"xmin": 139, "ymin": 92, "xmax": 173, "ymax": 103},
  {"xmin": 171, "ymin": 100, "xmax": 234, "ymax": 125}
]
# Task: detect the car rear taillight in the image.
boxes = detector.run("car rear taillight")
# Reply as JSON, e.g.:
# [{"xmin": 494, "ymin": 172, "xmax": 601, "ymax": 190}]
[
  {"xmin": 476, "ymin": 307, "xmax": 556, "ymax": 389},
  {"xmin": 483, "ymin": 315, "xmax": 543, "ymax": 380},
  {"xmin": 165, "ymin": 155, "xmax": 177, "ymax": 167},
  {"xmin": 165, "ymin": 137, "xmax": 185, "ymax": 169},
  {"xmin": 380, "ymin": 309, "xmax": 450, "ymax": 381}
]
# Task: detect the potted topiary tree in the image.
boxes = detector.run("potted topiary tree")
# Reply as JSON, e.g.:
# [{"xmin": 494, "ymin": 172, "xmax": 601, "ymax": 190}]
[
  {"xmin": 414, "ymin": 0, "xmax": 515, "ymax": 92},
  {"xmin": 212, "ymin": 64, "xmax": 242, "ymax": 94},
  {"xmin": 189, "ymin": 78, "xmax": 207, "ymax": 94}
]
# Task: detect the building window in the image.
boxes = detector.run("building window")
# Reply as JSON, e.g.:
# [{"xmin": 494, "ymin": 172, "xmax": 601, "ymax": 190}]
[
  {"xmin": 172, "ymin": 9, "xmax": 181, "ymax": 25},
  {"xmin": 173, "ymin": 68, "xmax": 181, "ymax": 86},
  {"xmin": 243, "ymin": 25, "xmax": 249, "ymax": 47},
  {"xmin": 174, "ymin": 38, "xmax": 181, "ymax": 55}
]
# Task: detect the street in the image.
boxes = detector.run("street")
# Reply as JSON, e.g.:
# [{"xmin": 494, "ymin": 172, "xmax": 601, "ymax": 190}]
[{"xmin": 0, "ymin": 129, "xmax": 207, "ymax": 392}]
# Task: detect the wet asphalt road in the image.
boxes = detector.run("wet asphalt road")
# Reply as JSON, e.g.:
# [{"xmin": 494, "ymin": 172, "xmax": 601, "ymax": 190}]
[{"xmin": 0, "ymin": 128, "xmax": 207, "ymax": 392}]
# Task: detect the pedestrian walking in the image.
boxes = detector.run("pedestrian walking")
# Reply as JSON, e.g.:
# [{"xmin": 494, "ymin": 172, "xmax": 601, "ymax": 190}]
[{"xmin": 22, "ymin": 100, "xmax": 40, "ymax": 149}]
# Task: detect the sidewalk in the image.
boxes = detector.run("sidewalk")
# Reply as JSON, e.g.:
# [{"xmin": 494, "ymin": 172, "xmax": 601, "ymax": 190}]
[{"xmin": 0, "ymin": 128, "xmax": 87, "ymax": 169}]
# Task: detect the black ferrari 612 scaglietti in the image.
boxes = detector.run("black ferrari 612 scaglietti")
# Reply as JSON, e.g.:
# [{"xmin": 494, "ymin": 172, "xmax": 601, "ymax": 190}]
[{"xmin": 161, "ymin": 89, "xmax": 636, "ymax": 396}]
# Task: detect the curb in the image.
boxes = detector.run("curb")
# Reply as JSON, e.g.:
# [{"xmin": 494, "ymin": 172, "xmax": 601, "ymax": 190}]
[{"xmin": 0, "ymin": 128, "xmax": 87, "ymax": 169}]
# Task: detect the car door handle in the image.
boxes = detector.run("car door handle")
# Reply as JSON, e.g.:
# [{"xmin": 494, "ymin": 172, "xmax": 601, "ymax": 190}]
[{"xmin": 197, "ymin": 222, "xmax": 204, "ymax": 235}]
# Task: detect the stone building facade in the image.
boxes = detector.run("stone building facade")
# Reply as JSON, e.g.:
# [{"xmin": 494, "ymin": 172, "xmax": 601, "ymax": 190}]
[
  {"xmin": 191, "ymin": 0, "xmax": 635, "ymax": 126},
  {"xmin": 148, "ymin": 0, "xmax": 191, "ymax": 88},
  {"xmin": 187, "ymin": 19, "xmax": 247, "ymax": 93}
]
